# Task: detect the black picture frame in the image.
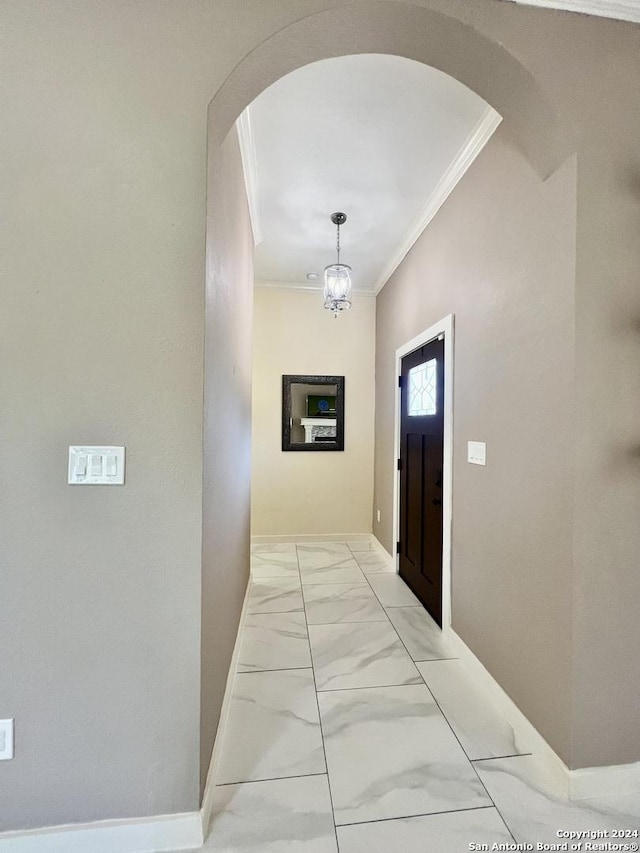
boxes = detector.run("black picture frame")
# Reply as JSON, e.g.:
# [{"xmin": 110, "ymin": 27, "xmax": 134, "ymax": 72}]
[{"xmin": 282, "ymin": 374, "xmax": 345, "ymax": 451}]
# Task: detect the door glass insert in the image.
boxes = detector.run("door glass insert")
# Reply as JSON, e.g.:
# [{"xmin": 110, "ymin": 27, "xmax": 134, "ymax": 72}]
[{"xmin": 408, "ymin": 358, "xmax": 437, "ymax": 416}]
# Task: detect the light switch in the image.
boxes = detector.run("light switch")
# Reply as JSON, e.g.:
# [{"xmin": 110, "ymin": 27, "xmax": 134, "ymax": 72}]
[
  {"xmin": 89, "ymin": 454, "xmax": 103, "ymax": 477},
  {"xmin": 468, "ymin": 441, "xmax": 486, "ymax": 466},
  {"xmin": 69, "ymin": 447, "xmax": 125, "ymax": 484},
  {"xmin": 0, "ymin": 720, "xmax": 14, "ymax": 761},
  {"xmin": 76, "ymin": 454, "xmax": 87, "ymax": 476}
]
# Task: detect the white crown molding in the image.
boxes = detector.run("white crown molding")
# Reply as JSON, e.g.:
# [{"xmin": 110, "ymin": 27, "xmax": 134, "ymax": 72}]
[
  {"xmin": 373, "ymin": 107, "xmax": 502, "ymax": 295},
  {"xmin": 502, "ymin": 0, "xmax": 640, "ymax": 23},
  {"xmin": 236, "ymin": 106, "xmax": 263, "ymax": 246},
  {"xmin": 254, "ymin": 279, "xmax": 376, "ymax": 297}
]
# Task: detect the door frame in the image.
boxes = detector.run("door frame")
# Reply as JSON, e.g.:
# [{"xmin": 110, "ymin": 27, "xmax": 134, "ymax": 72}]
[{"xmin": 392, "ymin": 314, "xmax": 454, "ymax": 634}]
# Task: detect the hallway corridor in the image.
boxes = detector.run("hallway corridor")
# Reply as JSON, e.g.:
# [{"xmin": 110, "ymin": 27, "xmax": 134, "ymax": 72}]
[{"xmin": 190, "ymin": 542, "xmax": 640, "ymax": 852}]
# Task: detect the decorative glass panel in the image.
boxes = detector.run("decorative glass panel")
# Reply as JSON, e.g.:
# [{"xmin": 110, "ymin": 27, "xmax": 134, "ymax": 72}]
[{"xmin": 408, "ymin": 359, "xmax": 437, "ymax": 416}]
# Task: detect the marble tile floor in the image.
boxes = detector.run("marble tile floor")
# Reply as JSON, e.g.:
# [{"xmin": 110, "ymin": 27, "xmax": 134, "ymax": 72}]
[{"xmin": 176, "ymin": 540, "xmax": 640, "ymax": 853}]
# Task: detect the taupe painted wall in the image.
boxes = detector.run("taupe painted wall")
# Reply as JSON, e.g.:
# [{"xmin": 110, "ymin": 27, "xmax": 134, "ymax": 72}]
[
  {"xmin": 2, "ymin": 0, "xmax": 640, "ymax": 835},
  {"xmin": 374, "ymin": 126, "xmax": 577, "ymax": 761},
  {"xmin": 200, "ymin": 129, "xmax": 254, "ymax": 794},
  {"xmin": 0, "ymin": 1, "xmax": 217, "ymax": 830},
  {"xmin": 251, "ymin": 289, "xmax": 375, "ymax": 536},
  {"xmin": 425, "ymin": 0, "xmax": 640, "ymax": 771}
]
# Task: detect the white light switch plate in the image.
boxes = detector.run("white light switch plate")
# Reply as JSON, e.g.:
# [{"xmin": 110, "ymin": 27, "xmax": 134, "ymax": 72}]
[
  {"xmin": 68, "ymin": 446, "xmax": 125, "ymax": 485},
  {"xmin": 0, "ymin": 719, "xmax": 14, "ymax": 760},
  {"xmin": 468, "ymin": 441, "xmax": 486, "ymax": 466}
]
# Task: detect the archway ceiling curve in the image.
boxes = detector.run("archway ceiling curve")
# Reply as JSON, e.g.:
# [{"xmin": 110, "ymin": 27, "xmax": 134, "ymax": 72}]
[{"xmin": 208, "ymin": 1, "xmax": 573, "ymax": 181}]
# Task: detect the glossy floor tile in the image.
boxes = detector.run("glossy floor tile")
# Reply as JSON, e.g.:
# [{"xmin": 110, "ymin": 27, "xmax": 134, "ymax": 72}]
[
  {"xmin": 238, "ymin": 612, "xmax": 311, "ymax": 672},
  {"xmin": 247, "ymin": 577, "xmax": 304, "ymax": 613},
  {"xmin": 385, "ymin": 605, "xmax": 454, "ymax": 661},
  {"xmin": 475, "ymin": 755, "xmax": 640, "ymax": 845},
  {"xmin": 367, "ymin": 572, "xmax": 420, "ymax": 606},
  {"xmin": 352, "ymin": 550, "xmax": 395, "ymax": 573},
  {"xmin": 250, "ymin": 551, "xmax": 300, "ymax": 579},
  {"xmin": 318, "ymin": 684, "xmax": 491, "ymax": 825},
  {"xmin": 336, "ymin": 807, "xmax": 513, "ymax": 853},
  {"xmin": 309, "ymin": 621, "xmax": 421, "ymax": 691},
  {"xmin": 194, "ymin": 540, "xmax": 638, "ymax": 853},
  {"xmin": 203, "ymin": 776, "xmax": 337, "ymax": 853},
  {"xmin": 217, "ymin": 669, "xmax": 325, "ymax": 784},
  {"xmin": 297, "ymin": 543, "xmax": 352, "ymax": 566},
  {"xmin": 251, "ymin": 542, "xmax": 297, "ymax": 554},
  {"xmin": 303, "ymin": 582, "xmax": 387, "ymax": 625},
  {"xmin": 346, "ymin": 539, "xmax": 378, "ymax": 552},
  {"xmin": 417, "ymin": 659, "xmax": 528, "ymax": 760},
  {"xmin": 300, "ymin": 558, "xmax": 367, "ymax": 586}
]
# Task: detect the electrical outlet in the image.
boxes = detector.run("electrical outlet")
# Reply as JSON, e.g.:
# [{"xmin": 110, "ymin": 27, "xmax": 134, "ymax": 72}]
[
  {"xmin": 0, "ymin": 720, "xmax": 14, "ymax": 760},
  {"xmin": 376, "ymin": 509, "xmax": 381, "ymax": 523}
]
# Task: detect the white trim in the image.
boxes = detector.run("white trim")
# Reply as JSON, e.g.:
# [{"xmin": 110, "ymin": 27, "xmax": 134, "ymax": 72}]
[
  {"xmin": 254, "ymin": 280, "xmax": 376, "ymax": 297},
  {"xmin": 502, "ymin": 0, "xmax": 640, "ymax": 24},
  {"xmin": 251, "ymin": 532, "xmax": 373, "ymax": 544},
  {"xmin": 392, "ymin": 314, "xmax": 454, "ymax": 632},
  {"xmin": 371, "ymin": 537, "xmax": 394, "ymax": 562},
  {"xmin": 0, "ymin": 580, "xmax": 255, "ymax": 853},
  {"xmin": 373, "ymin": 108, "xmax": 501, "ymax": 295},
  {"xmin": 236, "ymin": 107, "xmax": 263, "ymax": 246},
  {"xmin": 254, "ymin": 107, "xmax": 500, "ymax": 300},
  {"xmin": 0, "ymin": 812, "xmax": 203, "ymax": 853},
  {"xmin": 447, "ymin": 628, "xmax": 640, "ymax": 800},
  {"xmin": 446, "ymin": 628, "xmax": 570, "ymax": 799},
  {"xmin": 570, "ymin": 759, "xmax": 640, "ymax": 800},
  {"xmin": 200, "ymin": 579, "xmax": 252, "ymax": 836}
]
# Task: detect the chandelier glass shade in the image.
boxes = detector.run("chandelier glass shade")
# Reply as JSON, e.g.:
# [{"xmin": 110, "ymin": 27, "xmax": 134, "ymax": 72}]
[{"xmin": 323, "ymin": 212, "xmax": 352, "ymax": 317}]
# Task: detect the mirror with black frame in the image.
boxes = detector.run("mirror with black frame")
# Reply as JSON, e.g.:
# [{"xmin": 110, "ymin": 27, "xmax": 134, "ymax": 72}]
[{"xmin": 282, "ymin": 375, "xmax": 345, "ymax": 451}]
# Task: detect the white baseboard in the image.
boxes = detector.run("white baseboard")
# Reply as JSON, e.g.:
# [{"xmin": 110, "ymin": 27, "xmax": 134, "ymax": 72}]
[
  {"xmin": 570, "ymin": 758, "xmax": 640, "ymax": 800},
  {"xmin": 0, "ymin": 811, "xmax": 203, "ymax": 853},
  {"xmin": 371, "ymin": 536, "xmax": 396, "ymax": 566},
  {"xmin": 7, "ymin": 569, "xmax": 639, "ymax": 851},
  {"xmin": 0, "ymin": 579, "xmax": 253, "ymax": 853},
  {"xmin": 446, "ymin": 628, "xmax": 640, "ymax": 800},
  {"xmin": 445, "ymin": 627, "xmax": 570, "ymax": 798},
  {"xmin": 251, "ymin": 532, "xmax": 372, "ymax": 544},
  {"xmin": 200, "ymin": 579, "xmax": 251, "ymax": 836}
]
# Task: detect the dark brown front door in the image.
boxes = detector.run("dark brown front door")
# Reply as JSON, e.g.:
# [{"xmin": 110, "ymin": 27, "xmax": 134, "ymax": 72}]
[{"xmin": 398, "ymin": 336, "xmax": 445, "ymax": 626}]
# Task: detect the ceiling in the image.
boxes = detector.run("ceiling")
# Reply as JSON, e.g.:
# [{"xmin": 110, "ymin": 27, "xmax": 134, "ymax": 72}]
[
  {"xmin": 240, "ymin": 54, "xmax": 500, "ymax": 295},
  {"xmin": 503, "ymin": 0, "xmax": 640, "ymax": 24}
]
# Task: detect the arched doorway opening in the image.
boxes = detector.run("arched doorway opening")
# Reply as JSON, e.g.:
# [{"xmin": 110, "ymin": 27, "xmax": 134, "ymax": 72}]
[{"xmin": 200, "ymin": 0, "xmax": 574, "ymax": 797}]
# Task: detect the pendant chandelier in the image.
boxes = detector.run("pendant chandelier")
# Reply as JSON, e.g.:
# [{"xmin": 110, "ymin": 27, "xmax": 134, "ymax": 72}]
[{"xmin": 324, "ymin": 212, "xmax": 352, "ymax": 317}]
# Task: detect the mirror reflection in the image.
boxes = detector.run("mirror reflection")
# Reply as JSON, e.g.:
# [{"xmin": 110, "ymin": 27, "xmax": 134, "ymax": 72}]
[{"xmin": 282, "ymin": 375, "xmax": 345, "ymax": 451}]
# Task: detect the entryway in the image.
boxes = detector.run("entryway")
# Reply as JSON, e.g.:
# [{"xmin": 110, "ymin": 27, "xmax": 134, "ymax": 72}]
[
  {"xmin": 393, "ymin": 315, "xmax": 454, "ymax": 632},
  {"xmin": 398, "ymin": 334, "xmax": 445, "ymax": 624}
]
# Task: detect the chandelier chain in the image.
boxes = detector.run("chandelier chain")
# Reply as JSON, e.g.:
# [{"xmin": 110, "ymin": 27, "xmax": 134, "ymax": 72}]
[{"xmin": 324, "ymin": 211, "xmax": 352, "ymax": 317}]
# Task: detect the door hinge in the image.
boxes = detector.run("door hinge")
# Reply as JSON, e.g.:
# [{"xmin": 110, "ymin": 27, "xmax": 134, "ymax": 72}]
[
  {"xmin": 397, "ymin": 458, "xmax": 402, "ymax": 471},
  {"xmin": 398, "ymin": 375, "xmax": 402, "ymax": 388},
  {"xmin": 396, "ymin": 540, "xmax": 401, "ymax": 554}
]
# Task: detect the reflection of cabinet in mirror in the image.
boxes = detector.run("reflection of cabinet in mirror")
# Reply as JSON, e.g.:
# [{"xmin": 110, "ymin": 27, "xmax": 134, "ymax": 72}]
[{"xmin": 282, "ymin": 375, "xmax": 345, "ymax": 451}]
